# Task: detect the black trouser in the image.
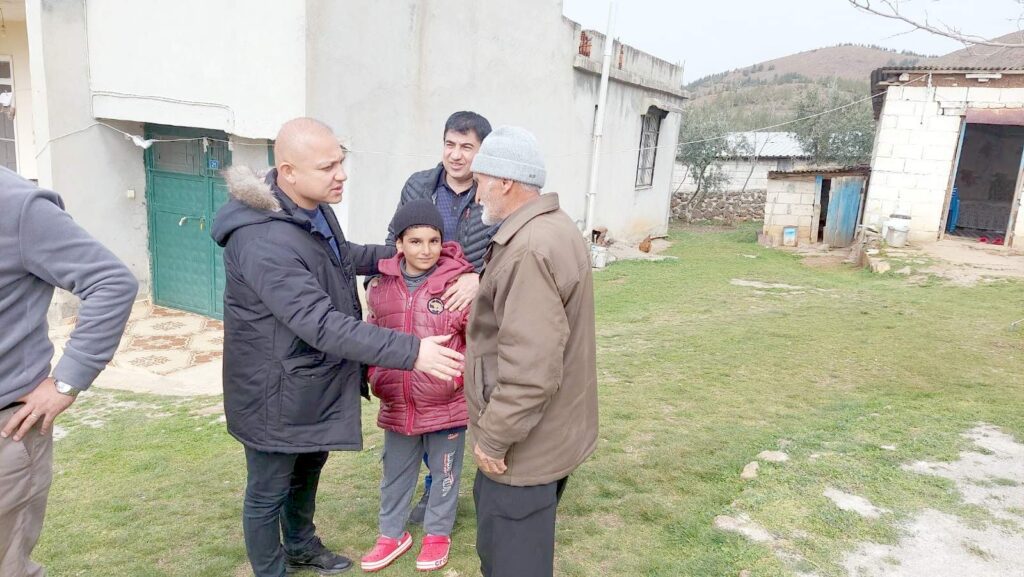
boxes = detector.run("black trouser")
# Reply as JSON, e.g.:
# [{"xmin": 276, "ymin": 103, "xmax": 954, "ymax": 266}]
[
  {"xmin": 473, "ymin": 471, "xmax": 568, "ymax": 577},
  {"xmin": 243, "ymin": 447, "xmax": 329, "ymax": 577}
]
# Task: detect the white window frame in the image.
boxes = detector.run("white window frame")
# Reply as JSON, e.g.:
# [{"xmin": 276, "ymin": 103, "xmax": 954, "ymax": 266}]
[{"xmin": 635, "ymin": 107, "xmax": 666, "ymax": 189}]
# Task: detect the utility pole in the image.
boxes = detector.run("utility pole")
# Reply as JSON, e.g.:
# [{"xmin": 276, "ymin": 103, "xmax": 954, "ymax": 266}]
[{"xmin": 584, "ymin": 1, "xmax": 616, "ymax": 238}]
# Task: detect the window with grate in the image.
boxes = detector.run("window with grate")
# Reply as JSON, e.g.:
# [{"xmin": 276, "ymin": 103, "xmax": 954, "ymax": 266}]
[
  {"xmin": 635, "ymin": 107, "xmax": 665, "ymax": 188},
  {"xmin": 0, "ymin": 59, "xmax": 17, "ymax": 173}
]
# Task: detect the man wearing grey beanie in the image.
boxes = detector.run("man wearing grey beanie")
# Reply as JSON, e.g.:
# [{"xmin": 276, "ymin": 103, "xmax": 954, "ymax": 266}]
[{"xmin": 465, "ymin": 126, "xmax": 598, "ymax": 577}]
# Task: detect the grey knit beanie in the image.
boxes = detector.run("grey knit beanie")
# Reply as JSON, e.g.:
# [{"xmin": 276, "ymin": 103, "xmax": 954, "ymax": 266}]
[{"xmin": 470, "ymin": 126, "xmax": 546, "ymax": 188}]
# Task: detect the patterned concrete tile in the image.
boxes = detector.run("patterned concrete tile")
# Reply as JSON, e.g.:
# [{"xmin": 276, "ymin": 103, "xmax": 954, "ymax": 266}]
[
  {"xmin": 52, "ymin": 302, "xmax": 226, "ymax": 389},
  {"xmin": 131, "ymin": 314, "xmax": 208, "ymax": 338},
  {"xmin": 113, "ymin": 348, "xmax": 194, "ymax": 376}
]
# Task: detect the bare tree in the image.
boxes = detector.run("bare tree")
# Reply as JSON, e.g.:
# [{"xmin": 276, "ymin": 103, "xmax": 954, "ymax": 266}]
[
  {"xmin": 739, "ymin": 134, "xmax": 773, "ymax": 194},
  {"xmin": 848, "ymin": 0, "xmax": 1024, "ymax": 47}
]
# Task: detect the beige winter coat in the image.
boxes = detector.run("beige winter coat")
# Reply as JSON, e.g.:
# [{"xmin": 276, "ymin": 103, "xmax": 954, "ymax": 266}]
[{"xmin": 466, "ymin": 193, "xmax": 599, "ymax": 486}]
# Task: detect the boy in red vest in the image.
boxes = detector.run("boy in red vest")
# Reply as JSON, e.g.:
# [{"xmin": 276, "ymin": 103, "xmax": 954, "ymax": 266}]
[{"xmin": 361, "ymin": 200, "xmax": 473, "ymax": 572}]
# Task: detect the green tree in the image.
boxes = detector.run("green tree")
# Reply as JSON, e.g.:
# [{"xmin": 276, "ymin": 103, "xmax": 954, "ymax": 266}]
[
  {"xmin": 676, "ymin": 106, "xmax": 736, "ymax": 204},
  {"xmin": 792, "ymin": 87, "xmax": 876, "ymax": 165}
]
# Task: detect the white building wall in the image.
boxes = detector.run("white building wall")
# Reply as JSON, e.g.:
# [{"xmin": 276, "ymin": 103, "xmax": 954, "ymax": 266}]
[
  {"xmin": 864, "ymin": 84, "xmax": 1024, "ymax": 244},
  {"xmin": 0, "ymin": 19, "xmax": 38, "ymax": 179},
  {"xmin": 579, "ymin": 76, "xmax": 682, "ymax": 241},
  {"xmin": 672, "ymin": 158, "xmax": 819, "ymax": 194},
  {"xmin": 306, "ymin": 0, "xmax": 684, "ymax": 244},
  {"xmin": 85, "ymin": 0, "xmax": 306, "ymax": 138},
  {"xmin": 25, "ymin": 0, "xmax": 684, "ymax": 322},
  {"xmin": 26, "ymin": 0, "xmax": 149, "ymax": 320}
]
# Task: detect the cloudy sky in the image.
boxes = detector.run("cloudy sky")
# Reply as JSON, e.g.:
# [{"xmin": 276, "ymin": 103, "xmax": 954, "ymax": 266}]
[{"xmin": 561, "ymin": 0, "xmax": 1024, "ymax": 81}]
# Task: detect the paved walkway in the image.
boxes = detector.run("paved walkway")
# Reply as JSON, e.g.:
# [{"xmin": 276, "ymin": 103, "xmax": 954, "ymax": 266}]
[{"xmin": 51, "ymin": 302, "xmax": 224, "ymax": 397}]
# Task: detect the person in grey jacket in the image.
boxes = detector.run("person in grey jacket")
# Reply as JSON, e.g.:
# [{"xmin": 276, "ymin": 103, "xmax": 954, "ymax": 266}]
[
  {"xmin": 386, "ymin": 111, "xmax": 496, "ymax": 309},
  {"xmin": 212, "ymin": 118, "xmax": 465, "ymax": 577},
  {"xmin": 0, "ymin": 167, "xmax": 138, "ymax": 577}
]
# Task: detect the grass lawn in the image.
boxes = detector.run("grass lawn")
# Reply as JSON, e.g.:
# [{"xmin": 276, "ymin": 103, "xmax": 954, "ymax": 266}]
[{"xmin": 37, "ymin": 225, "xmax": 1024, "ymax": 576}]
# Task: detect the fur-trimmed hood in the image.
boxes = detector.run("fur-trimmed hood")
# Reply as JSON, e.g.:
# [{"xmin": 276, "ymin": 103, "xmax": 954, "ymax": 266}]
[
  {"xmin": 212, "ymin": 166, "xmax": 302, "ymax": 247},
  {"xmin": 222, "ymin": 165, "xmax": 282, "ymax": 212}
]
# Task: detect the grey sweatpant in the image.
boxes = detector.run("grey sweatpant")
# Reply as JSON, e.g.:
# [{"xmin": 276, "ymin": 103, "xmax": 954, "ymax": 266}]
[{"xmin": 379, "ymin": 428, "xmax": 466, "ymax": 538}]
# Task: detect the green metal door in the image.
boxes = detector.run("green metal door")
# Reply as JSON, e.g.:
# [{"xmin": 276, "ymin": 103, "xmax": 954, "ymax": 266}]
[{"xmin": 145, "ymin": 125, "xmax": 231, "ymax": 318}]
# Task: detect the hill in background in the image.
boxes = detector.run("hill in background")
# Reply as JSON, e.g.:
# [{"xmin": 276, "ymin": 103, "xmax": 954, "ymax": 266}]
[{"xmin": 686, "ymin": 44, "xmax": 936, "ymax": 131}]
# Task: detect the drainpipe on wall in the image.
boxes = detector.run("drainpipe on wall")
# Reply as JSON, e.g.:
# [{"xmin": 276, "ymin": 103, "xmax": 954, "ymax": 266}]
[{"xmin": 584, "ymin": 1, "xmax": 617, "ymax": 238}]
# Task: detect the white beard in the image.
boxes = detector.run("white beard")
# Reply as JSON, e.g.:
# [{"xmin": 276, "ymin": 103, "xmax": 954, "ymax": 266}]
[{"xmin": 481, "ymin": 204, "xmax": 502, "ymax": 226}]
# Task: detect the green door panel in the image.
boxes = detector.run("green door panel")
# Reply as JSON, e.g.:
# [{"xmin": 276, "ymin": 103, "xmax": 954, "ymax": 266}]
[
  {"xmin": 150, "ymin": 173, "xmax": 207, "ymax": 213},
  {"xmin": 145, "ymin": 124, "xmax": 233, "ymax": 319},
  {"xmin": 151, "ymin": 209, "xmax": 213, "ymax": 314},
  {"xmin": 212, "ymin": 182, "xmax": 230, "ymax": 317}
]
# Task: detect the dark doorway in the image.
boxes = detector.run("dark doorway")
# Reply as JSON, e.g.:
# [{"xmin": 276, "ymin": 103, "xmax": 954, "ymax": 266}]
[
  {"xmin": 948, "ymin": 123, "xmax": 1024, "ymax": 243},
  {"xmin": 817, "ymin": 178, "xmax": 832, "ymax": 242}
]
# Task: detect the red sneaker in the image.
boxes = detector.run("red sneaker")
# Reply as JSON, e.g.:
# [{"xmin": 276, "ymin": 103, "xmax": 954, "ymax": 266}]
[
  {"xmin": 415, "ymin": 535, "xmax": 451, "ymax": 571},
  {"xmin": 361, "ymin": 532, "xmax": 412, "ymax": 572}
]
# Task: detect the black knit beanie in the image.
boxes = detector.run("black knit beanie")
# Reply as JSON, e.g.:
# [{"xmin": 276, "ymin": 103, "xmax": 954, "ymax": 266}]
[{"xmin": 391, "ymin": 199, "xmax": 445, "ymax": 239}]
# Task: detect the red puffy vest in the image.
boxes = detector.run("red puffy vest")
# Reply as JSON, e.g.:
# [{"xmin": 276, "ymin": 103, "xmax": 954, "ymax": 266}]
[{"xmin": 366, "ymin": 242, "xmax": 473, "ymax": 435}]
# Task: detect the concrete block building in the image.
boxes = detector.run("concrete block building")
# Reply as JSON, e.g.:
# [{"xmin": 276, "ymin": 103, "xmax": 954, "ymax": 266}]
[
  {"xmin": 763, "ymin": 167, "xmax": 870, "ymax": 247},
  {"xmin": 865, "ymin": 32, "xmax": 1024, "ymax": 247}
]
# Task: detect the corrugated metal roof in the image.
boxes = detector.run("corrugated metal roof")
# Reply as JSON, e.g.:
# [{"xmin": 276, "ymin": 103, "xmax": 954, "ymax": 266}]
[
  {"xmin": 930, "ymin": 31, "xmax": 1024, "ymax": 69},
  {"xmin": 872, "ymin": 32, "xmax": 1024, "ymax": 74},
  {"xmin": 874, "ymin": 65, "xmax": 1024, "ymax": 72},
  {"xmin": 870, "ymin": 32, "xmax": 1024, "ymax": 117},
  {"xmin": 723, "ymin": 132, "xmax": 810, "ymax": 158}
]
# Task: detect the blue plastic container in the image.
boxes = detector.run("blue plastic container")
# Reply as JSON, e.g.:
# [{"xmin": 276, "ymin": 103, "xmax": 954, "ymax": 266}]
[{"xmin": 946, "ymin": 187, "xmax": 960, "ymax": 233}]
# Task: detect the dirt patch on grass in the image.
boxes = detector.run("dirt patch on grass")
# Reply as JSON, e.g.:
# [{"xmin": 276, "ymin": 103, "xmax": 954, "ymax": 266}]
[
  {"xmin": 842, "ymin": 424, "xmax": 1024, "ymax": 576},
  {"xmin": 842, "ymin": 509, "xmax": 1024, "ymax": 576},
  {"xmin": 915, "ymin": 240, "xmax": 1024, "ymax": 287},
  {"xmin": 56, "ymin": 390, "xmax": 190, "ymax": 440},
  {"xmin": 802, "ymin": 254, "xmax": 851, "ymax": 269},
  {"xmin": 823, "ymin": 488, "xmax": 888, "ymax": 519},
  {"xmin": 717, "ymin": 424, "xmax": 1024, "ymax": 577},
  {"xmin": 903, "ymin": 424, "xmax": 1024, "ymax": 524},
  {"xmin": 730, "ymin": 279, "xmax": 807, "ymax": 291}
]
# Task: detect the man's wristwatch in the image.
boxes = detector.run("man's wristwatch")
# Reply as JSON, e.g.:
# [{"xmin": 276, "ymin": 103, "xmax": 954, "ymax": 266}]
[{"xmin": 54, "ymin": 380, "xmax": 81, "ymax": 398}]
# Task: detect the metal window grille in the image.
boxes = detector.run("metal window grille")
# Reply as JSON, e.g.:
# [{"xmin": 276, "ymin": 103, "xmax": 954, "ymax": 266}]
[{"xmin": 635, "ymin": 111, "xmax": 662, "ymax": 188}]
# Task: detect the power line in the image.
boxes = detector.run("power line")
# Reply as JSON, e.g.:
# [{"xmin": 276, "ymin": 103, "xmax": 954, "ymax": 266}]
[{"xmin": 33, "ymin": 74, "xmax": 931, "ymax": 163}]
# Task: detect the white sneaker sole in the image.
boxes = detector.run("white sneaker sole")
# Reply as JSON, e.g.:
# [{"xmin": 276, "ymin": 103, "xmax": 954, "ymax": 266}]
[
  {"xmin": 361, "ymin": 536, "xmax": 412, "ymax": 572},
  {"xmin": 416, "ymin": 554, "xmax": 449, "ymax": 571}
]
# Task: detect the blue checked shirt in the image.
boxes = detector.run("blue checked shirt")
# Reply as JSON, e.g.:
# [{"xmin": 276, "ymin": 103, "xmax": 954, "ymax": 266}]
[{"xmin": 434, "ymin": 170, "xmax": 477, "ymax": 243}]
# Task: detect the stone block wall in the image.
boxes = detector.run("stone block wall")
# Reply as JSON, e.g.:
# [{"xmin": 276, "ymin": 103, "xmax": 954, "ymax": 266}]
[{"xmin": 671, "ymin": 188, "xmax": 767, "ymax": 223}]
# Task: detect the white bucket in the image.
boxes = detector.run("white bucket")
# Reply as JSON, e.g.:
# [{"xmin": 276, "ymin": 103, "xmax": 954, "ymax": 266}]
[
  {"xmin": 885, "ymin": 214, "xmax": 911, "ymax": 248},
  {"xmin": 591, "ymin": 245, "xmax": 609, "ymax": 268}
]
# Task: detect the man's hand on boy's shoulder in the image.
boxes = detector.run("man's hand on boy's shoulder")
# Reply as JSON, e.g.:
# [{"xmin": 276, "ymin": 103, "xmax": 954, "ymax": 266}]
[{"xmin": 443, "ymin": 272, "xmax": 479, "ymax": 311}]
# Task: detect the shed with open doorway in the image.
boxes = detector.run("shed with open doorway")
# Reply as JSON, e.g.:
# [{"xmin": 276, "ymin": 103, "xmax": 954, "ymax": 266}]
[
  {"xmin": 763, "ymin": 167, "xmax": 870, "ymax": 248},
  {"xmin": 865, "ymin": 31, "xmax": 1024, "ymax": 248}
]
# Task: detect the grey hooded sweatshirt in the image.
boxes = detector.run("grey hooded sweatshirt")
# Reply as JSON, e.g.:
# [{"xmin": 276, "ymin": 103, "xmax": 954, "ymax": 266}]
[{"xmin": 0, "ymin": 168, "xmax": 138, "ymax": 408}]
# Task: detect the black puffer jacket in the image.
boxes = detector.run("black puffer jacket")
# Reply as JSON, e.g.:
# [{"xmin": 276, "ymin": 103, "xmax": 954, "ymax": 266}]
[
  {"xmin": 385, "ymin": 164, "xmax": 498, "ymax": 272},
  {"xmin": 212, "ymin": 167, "xmax": 419, "ymax": 453}
]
